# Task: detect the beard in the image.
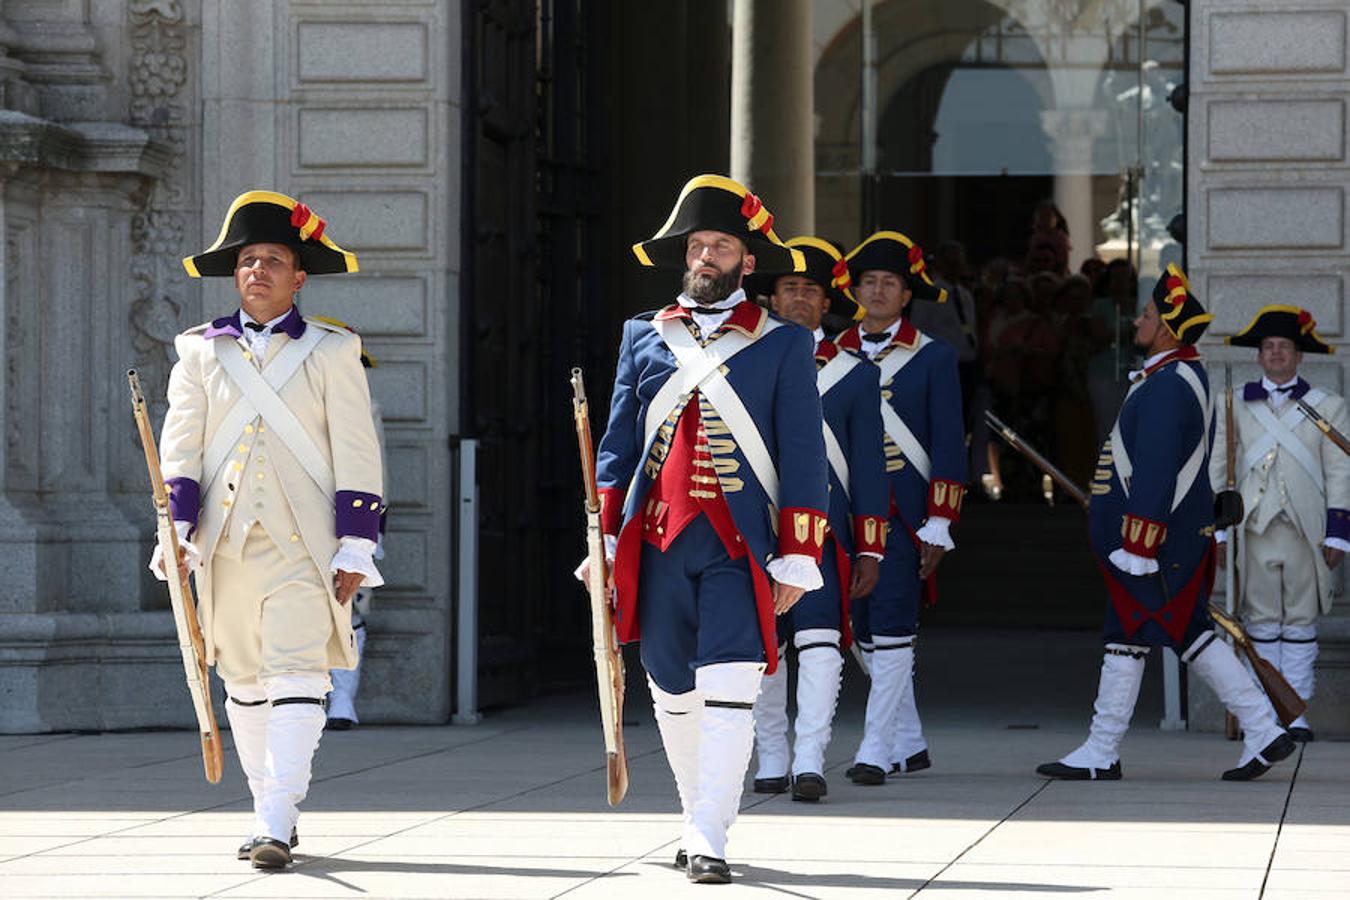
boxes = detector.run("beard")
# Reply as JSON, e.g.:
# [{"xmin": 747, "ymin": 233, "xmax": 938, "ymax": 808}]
[{"xmin": 682, "ymin": 263, "xmax": 743, "ymax": 306}]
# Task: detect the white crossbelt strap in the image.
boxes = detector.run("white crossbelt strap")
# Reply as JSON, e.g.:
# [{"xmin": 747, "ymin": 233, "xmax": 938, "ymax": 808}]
[
  {"xmin": 818, "ymin": 352, "xmax": 860, "ymax": 499},
  {"xmin": 874, "ymin": 335, "xmax": 933, "ymax": 481},
  {"xmin": 202, "ymin": 329, "xmax": 326, "ymax": 490},
  {"xmin": 1243, "ymin": 389, "xmax": 1326, "ymax": 492},
  {"xmin": 1109, "ymin": 362, "xmax": 1210, "ymax": 511},
  {"xmin": 645, "ymin": 317, "xmax": 782, "ymax": 505},
  {"xmin": 209, "ymin": 333, "xmax": 336, "ymax": 499}
]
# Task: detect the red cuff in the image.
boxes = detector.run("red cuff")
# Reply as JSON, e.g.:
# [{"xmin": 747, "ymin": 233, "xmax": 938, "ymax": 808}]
[
  {"xmin": 853, "ymin": 515, "xmax": 888, "ymax": 557},
  {"xmin": 777, "ymin": 507, "xmax": 828, "ymax": 562},
  {"xmin": 599, "ymin": 487, "xmax": 625, "ymax": 537},
  {"xmin": 927, "ymin": 479, "xmax": 965, "ymax": 521},
  {"xmin": 1121, "ymin": 514, "xmax": 1167, "ymax": 558}
]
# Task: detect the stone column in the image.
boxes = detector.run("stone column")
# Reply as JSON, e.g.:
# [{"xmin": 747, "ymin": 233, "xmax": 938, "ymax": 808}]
[
  {"xmin": 1041, "ymin": 109, "xmax": 1108, "ymax": 272},
  {"xmin": 730, "ymin": 0, "xmax": 814, "ymax": 235}
]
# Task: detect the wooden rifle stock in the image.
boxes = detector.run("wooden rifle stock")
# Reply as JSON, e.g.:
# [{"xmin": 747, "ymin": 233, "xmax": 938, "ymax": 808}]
[
  {"xmin": 127, "ymin": 370, "xmax": 224, "ymax": 784},
  {"xmin": 570, "ymin": 368, "xmax": 629, "ymax": 806},
  {"xmin": 1209, "ymin": 602, "xmax": 1307, "ymax": 727}
]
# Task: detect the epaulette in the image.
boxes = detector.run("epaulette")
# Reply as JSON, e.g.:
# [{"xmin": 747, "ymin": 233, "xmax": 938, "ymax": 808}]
[
  {"xmin": 633, "ymin": 309, "xmax": 659, "ymax": 322},
  {"xmin": 307, "ymin": 316, "xmax": 353, "ymax": 334},
  {"xmin": 180, "ymin": 322, "xmax": 212, "ymax": 336}
]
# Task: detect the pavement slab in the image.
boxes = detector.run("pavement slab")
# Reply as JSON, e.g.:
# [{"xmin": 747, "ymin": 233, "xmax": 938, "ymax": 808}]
[{"xmin": 1, "ymin": 627, "xmax": 1347, "ymax": 898}]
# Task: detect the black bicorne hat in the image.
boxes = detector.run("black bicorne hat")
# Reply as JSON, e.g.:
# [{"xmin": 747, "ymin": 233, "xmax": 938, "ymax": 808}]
[
  {"xmin": 184, "ymin": 190, "xmax": 358, "ymax": 277},
  {"xmin": 744, "ymin": 236, "xmax": 862, "ymax": 321},
  {"xmin": 1151, "ymin": 264, "xmax": 1212, "ymax": 345},
  {"xmin": 1228, "ymin": 304, "xmax": 1333, "ymax": 354},
  {"xmin": 631, "ymin": 175, "xmax": 805, "ymax": 276},
  {"xmin": 844, "ymin": 231, "xmax": 947, "ymax": 302}
]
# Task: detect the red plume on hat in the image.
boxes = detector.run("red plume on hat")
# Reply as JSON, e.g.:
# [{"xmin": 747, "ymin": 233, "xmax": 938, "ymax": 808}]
[{"xmin": 740, "ymin": 192, "xmax": 774, "ymax": 236}]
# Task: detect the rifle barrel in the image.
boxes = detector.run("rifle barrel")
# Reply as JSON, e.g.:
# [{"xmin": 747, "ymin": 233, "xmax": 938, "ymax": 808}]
[{"xmin": 985, "ymin": 410, "xmax": 1090, "ymax": 509}]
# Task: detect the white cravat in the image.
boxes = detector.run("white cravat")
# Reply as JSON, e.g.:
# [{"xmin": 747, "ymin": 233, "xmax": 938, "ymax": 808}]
[
  {"xmin": 238, "ymin": 308, "xmax": 291, "ymax": 360},
  {"xmin": 1262, "ymin": 375, "xmax": 1298, "ymax": 410},
  {"xmin": 860, "ymin": 319, "xmax": 901, "ymax": 360},
  {"xmin": 677, "ymin": 288, "xmax": 744, "ymax": 339},
  {"xmin": 1127, "ymin": 349, "xmax": 1172, "ymax": 383}
]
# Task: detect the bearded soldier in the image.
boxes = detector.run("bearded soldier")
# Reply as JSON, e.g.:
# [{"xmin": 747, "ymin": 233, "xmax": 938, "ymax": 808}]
[
  {"xmin": 582, "ymin": 175, "xmax": 828, "ymax": 883},
  {"xmin": 154, "ymin": 191, "xmax": 384, "ymax": 867},
  {"xmin": 1038, "ymin": 267, "xmax": 1295, "ymax": 782},
  {"xmin": 1212, "ymin": 305, "xmax": 1350, "ymax": 742},
  {"xmin": 747, "ymin": 237, "xmax": 889, "ymax": 802}
]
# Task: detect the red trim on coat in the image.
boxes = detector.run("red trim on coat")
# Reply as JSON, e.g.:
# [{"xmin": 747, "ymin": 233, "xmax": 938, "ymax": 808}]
[
  {"xmin": 778, "ymin": 507, "xmax": 829, "ymax": 561},
  {"xmin": 1096, "ymin": 542, "xmax": 1216, "ymax": 644},
  {"xmin": 599, "ymin": 487, "xmax": 625, "ymax": 537},
  {"xmin": 926, "ymin": 478, "xmax": 965, "ymax": 522},
  {"xmin": 853, "ymin": 514, "xmax": 888, "ymax": 556},
  {"xmin": 833, "ymin": 537, "xmax": 854, "ymax": 650}
]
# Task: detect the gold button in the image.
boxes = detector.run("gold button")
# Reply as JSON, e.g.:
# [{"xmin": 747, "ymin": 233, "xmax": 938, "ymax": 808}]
[
  {"xmin": 255, "ymin": 456, "xmax": 265, "ymax": 464},
  {"xmin": 353, "ymin": 499, "xmax": 364, "ymax": 508},
  {"xmin": 256, "ymin": 472, "xmax": 265, "ymax": 480},
  {"xmin": 243, "ymin": 351, "xmax": 253, "ymax": 361},
  {"xmin": 290, "ymin": 533, "xmax": 300, "ymax": 543},
  {"xmin": 232, "ymin": 462, "xmax": 242, "ymax": 471},
  {"xmin": 238, "ymin": 443, "xmax": 249, "ymax": 453},
  {"xmin": 258, "ymin": 425, "xmax": 266, "ymax": 433},
  {"xmin": 222, "ymin": 499, "xmax": 232, "ymax": 508},
  {"xmin": 370, "ymin": 502, "xmax": 379, "ymax": 511},
  {"xmin": 244, "ymin": 425, "xmax": 254, "ymax": 434}
]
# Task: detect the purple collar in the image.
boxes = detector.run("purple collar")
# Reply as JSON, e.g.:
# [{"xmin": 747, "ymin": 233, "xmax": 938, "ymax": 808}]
[
  {"xmin": 1243, "ymin": 377, "xmax": 1310, "ymax": 402},
  {"xmin": 203, "ymin": 306, "xmax": 307, "ymax": 341}
]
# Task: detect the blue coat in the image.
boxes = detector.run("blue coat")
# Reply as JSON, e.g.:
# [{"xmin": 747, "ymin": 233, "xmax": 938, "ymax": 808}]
[
  {"xmin": 595, "ymin": 300, "xmax": 830, "ymax": 655},
  {"xmin": 1089, "ymin": 348, "xmax": 1217, "ymax": 648}
]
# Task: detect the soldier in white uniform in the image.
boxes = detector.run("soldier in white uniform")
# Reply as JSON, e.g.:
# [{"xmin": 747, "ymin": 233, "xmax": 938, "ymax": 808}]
[
  {"xmin": 153, "ymin": 191, "xmax": 384, "ymax": 868},
  {"xmin": 1212, "ymin": 305, "xmax": 1350, "ymax": 742}
]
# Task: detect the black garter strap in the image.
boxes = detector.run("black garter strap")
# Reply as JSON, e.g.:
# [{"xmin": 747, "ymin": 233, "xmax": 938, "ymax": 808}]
[
  {"xmin": 1105, "ymin": 647, "xmax": 1149, "ymax": 660},
  {"xmin": 1182, "ymin": 633, "xmax": 1218, "ymax": 664},
  {"xmin": 704, "ymin": 699, "xmax": 754, "ymax": 710},
  {"xmin": 797, "ymin": 641, "xmax": 841, "ymax": 654},
  {"xmin": 227, "ymin": 695, "xmax": 268, "ymax": 707},
  {"xmin": 272, "ymin": 697, "xmax": 327, "ymax": 708}
]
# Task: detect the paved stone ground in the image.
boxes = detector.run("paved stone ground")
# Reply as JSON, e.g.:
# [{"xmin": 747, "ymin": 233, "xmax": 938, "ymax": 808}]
[{"xmin": 1, "ymin": 628, "xmax": 1346, "ymax": 899}]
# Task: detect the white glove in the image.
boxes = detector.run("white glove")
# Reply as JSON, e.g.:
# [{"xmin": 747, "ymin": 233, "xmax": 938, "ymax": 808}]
[
  {"xmin": 1214, "ymin": 529, "xmax": 1228, "ymax": 544},
  {"xmin": 1325, "ymin": 536, "xmax": 1350, "ymax": 553},
  {"xmin": 766, "ymin": 553, "xmax": 824, "ymax": 591},
  {"xmin": 574, "ymin": 534, "xmax": 618, "ymax": 583},
  {"xmin": 1109, "ymin": 547, "xmax": 1159, "ymax": 576},
  {"xmin": 148, "ymin": 521, "xmax": 201, "ymax": 582},
  {"xmin": 916, "ymin": 516, "xmax": 955, "ymax": 551},
  {"xmin": 331, "ymin": 536, "xmax": 384, "ymax": 588}
]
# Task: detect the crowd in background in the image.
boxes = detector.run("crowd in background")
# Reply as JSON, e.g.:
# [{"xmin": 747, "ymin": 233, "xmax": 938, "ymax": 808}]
[{"xmin": 893, "ymin": 200, "xmax": 1142, "ymax": 502}]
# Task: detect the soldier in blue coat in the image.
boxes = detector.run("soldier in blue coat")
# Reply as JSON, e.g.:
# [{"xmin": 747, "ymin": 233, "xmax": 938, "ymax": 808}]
[
  {"xmin": 585, "ymin": 175, "xmax": 830, "ymax": 883},
  {"xmin": 1038, "ymin": 265, "xmax": 1296, "ymax": 782},
  {"xmin": 835, "ymin": 232, "xmax": 967, "ymax": 785},
  {"xmin": 745, "ymin": 237, "xmax": 890, "ymax": 802}
]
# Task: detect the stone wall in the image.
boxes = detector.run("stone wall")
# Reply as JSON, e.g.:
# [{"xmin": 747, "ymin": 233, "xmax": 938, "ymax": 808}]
[
  {"xmin": 0, "ymin": 0, "xmax": 459, "ymax": 731},
  {"xmin": 1188, "ymin": 0, "xmax": 1350, "ymax": 735}
]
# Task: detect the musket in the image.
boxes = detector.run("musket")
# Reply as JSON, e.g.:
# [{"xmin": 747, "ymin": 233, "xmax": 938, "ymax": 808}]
[
  {"xmin": 1222, "ymin": 366, "xmax": 1239, "ymax": 740},
  {"xmin": 984, "ymin": 410, "xmax": 1089, "ymax": 510},
  {"xmin": 1209, "ymin": 602, "xmax": 1307, "ymax": 727},
  {"xmin": 570, "ymin": 368, "xmax": 629, "ymax": 806},
  {"xmin": 127, "ymin": 370, "xmax": 224, "ymax": 784},
  {"xmin": 1296, "ymin": 396, "xmax": 1350, "ymax": 455}
]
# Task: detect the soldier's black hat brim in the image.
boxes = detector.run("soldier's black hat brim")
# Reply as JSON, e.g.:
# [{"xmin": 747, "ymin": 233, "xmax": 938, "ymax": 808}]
[
  {"xmin": 1228, "ymin": 304, "xmax": 1333, "ymax": 354},
  {"xmin": 184, "ymin": 190, "xmax": 359, "ymax": 277},
  {"xmin": 632, "ymin": 175, "xmax": 805, "ymax": 276},
  {"xmin": 844, "ymin": 231, "xmax": 947, "ymax": 303},
  {"xmin": 744, "ymin": 236, "xmax": 862, "ymax": 320},
  {"xmin": 1151, "ymin": 264, "xmax": 1212, "ymax": 345}
]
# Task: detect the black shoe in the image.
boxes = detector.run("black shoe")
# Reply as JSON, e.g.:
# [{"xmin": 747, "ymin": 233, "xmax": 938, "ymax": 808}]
[
  {"xmin": 792, "ymin": 773, "xmax": 827, "ymax": 801},
  {"xmin": 1287, "ymin": 726, "xmax": 1315, "ymax": 743},
  {"xmin": 1035, "ymin": 760, "xmax": 1122, "ymax": 781},
  {"xmin": 849, "ymin": 763, "xmax": 887, "ymax": 785},
  {"xmin": 673, "ymin": 848, "xmax": 688, "ymax": 869},
  {"xmin": 326, "ymin": 717, "xmax": 354, "ymax": 731},
  {"xmin": 1222, "ymin": 733, "xmax": 1297, "ymax": 781},
  {"xmin": 687, "ymin": 855, "xmax": 731, "ymax": 884},
  {"xmin": 752, "ymin": 775, "xmax": 790, "ymax": 794},
  {"xmin": 889, "ymin": 749, "xmax": 931, "ymax": 775},
  {"xmin": 237, "ymin": 827, "xmax": 298, "ymax": 860},
  {"xmin": 248, "ymin": 837, "xmax": 293, "ymax": 869},
  {"xmin": 844, "ymin": 763, "xmax": 860, "ymax": 779}
]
